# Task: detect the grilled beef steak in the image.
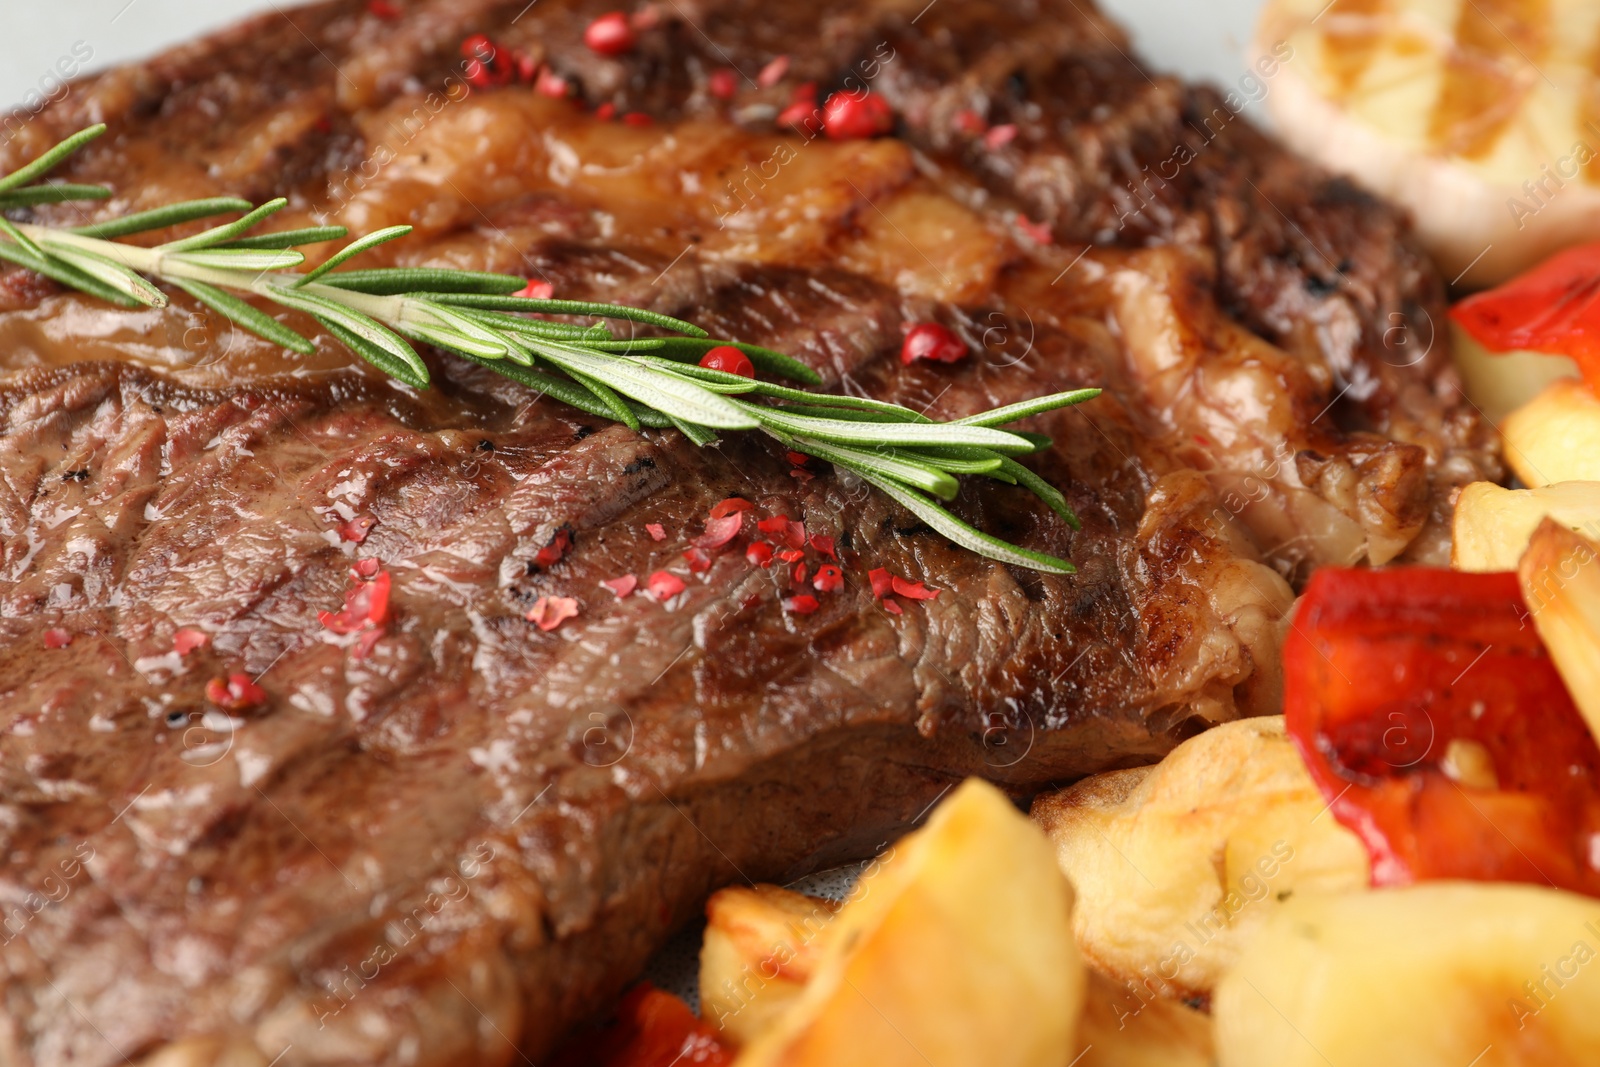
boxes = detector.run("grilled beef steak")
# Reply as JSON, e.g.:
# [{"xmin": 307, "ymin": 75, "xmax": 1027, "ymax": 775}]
[{"xmin": 0, "ymin": 1, "xmax": 1495, "ymax": 1063}]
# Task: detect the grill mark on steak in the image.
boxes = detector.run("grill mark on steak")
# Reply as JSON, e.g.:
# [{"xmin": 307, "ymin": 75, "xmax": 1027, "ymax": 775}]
[{"xmin": 0, "ymin": 1, "xmax": 1494, "ymax": 1064}]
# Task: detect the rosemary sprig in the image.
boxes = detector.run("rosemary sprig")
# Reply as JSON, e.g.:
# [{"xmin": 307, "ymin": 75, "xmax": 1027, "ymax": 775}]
[{"xmin": 0, "ymin": 125, "xmax": 1101, "ymax": 574}]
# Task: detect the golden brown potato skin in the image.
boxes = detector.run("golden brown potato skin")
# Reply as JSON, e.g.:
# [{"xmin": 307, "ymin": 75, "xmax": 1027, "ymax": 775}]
[
  {"xmin": 1502, "ymin": 380, "xmax": 1600, "ymax": 488},
  {"xmin": 735, "ymin": 780, "xmax": 1084, "ymax": 1067},
  {"xmin": 1032, "ymin": 717, "xmax": 1369, "ymax": 1001},
  {"xmin": 1077, "ymin": 970, "xmax": 1217, "ymax": 1067},
  {"xmin": 700, "ymin": 886, "xmax": 840, "ymax": 1046},
  {"xmin": 1215, "ymin": 883, "xmax": 1600, "ymax": 1067},
  {"xmin": 1519, "ymin": 520, "xmax": 1600, "ymax": 737},
  {"xmin": 1453, "ymin": 482, "xmax": 1600, "ymax": 573}
]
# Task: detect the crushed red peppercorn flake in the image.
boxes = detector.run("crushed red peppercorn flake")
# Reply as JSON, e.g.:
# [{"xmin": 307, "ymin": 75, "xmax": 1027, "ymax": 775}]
[
  {"xmin": 699, "ymin": 345, "xmax": 754, "ymax": 378},
  {"xmin": 461, "ymin": 33, "xmax": 493, "ymax": 59},
  {"xmin": 891, "ymin": 576, "xmax": 939, "ymax": 601},
  {"xmin": 515, "ymin": 279, "xmax": 554, "ymax": 300},
  {"xmin": 822, "ymin": 91, "xmax": 894, "ymax": 140},
  {"xmin": 354, "ymin": 558, "xmax": 381, "ymax": 579},
  {"xmin": 813, "ymin": 564, "xmax": 843, "ymax": 592},
  {"xmin": 789, "ymin": 468, "xmax": 815, "ymax": 483},
  {"xmin": 595, "ymin": 102, "xmax": 618, "ymax": 121},
  {"xmin": 786, "ymin": 451, "xmax": 810, "ymax": 466},
  {"xmin": 757, "ymin": 55, "xmax": 790, "ymax": 87},
  {"xmin": 953, "ymin": 108, "xmax": 987, "ymax": 135},
  {"xmin": 983, "ymin": 123, "xmax": 1018, "ymax": 150},
  {"xmin": 584, "ymin": 12, "xmax": 636, "ymax": 56},
  {"xmin": 883, "ymin": 598, "xmax": 903, "ymax": 615},
  {"xmin": 746, "ymin": 542, "xmax": 774, "ymax": 566},
  {"xmin": 709, "ymin": 68, "xmax": 738, "ymax": 100},
  {"xmin": 778, "ymin": 99, "xmax": 821, "ymax": 133},
  {"xmin": 645, "ymin": 523, "xmax": 667, "ymax": 541},
  {"xmin": 869, "ymin": 567, "xmax": 893, "ymax": 598},
  {"xmin": 338, "ymin": 515, "xmax": 377, "ymax": 543},
  {"xmin": 319, "ymin": 571, "xmax": 391, "ymax": 634},
  {"xmin": 683, "ymin": 547, "xmax": 712, "ymax": 573},
  {"xmin": 783, "ymin": 594, "xmax": 820, "ymax": 615},
  {"xmin": 1017, "ymin": 216, "xmax": 1053, "ymax": 245},
  {"xmin": 900, "ymin": 323, "xmax": 967, "ymax": 366},
  {"xmin": 535, "ymin": 67, "xmax": 569, "ymax": 97},
  {"xmin": 630, "ymin": 3, "xmax": 661, "ymax": 29},
  {"xmin": 600, "ymin": 574, "xmax": 638, "ymax": 598},
  {"xmin": 43, "ymin": 628, "xmax": 72, "ymax": 649},
  {"xmin": 781, "ymin": 518, "xmax": 809, "ymax": 548},
  {"xmin": 533, "ymin": 528, "xmax": 572, "ymax": 569},
  {"xmin": 367, "ymin": 0, "xmax": 401, "ymax": 17},
  {"xmin": 527, "ymin": 595, "xmax": 580, "ymax": 632},
  {"xmin": 351, "ymin": 628, "xmax": 385, "ymax": 661},
  {"xmin": 792, "ymin": 562, "xmax": 808, "ymax": 584},
  {"xmin": 692, "ymin": 513, "xmax": 744, "ymax": 549},
  {"xmin": 173, "ymin": 628, "xmax": 209, "ymax": 656},
  {"xmin": 809, "ymin": 534, "xmax": 836, "ymax": 559},
  {"xmin": 206, "ymin": 672, "xmax": 266, "ymax": 712},
  {"xmin": 514, "ymin": 51, "xmax": 538, "ymax": 83},
  {"xmin": 647, "ymin": 571, "xmax": 686, "ymax": 600},
  {"xmin": 622, "ymin": 112, "xmax": 654, "ymax": 127},
  {"xmin": 709, "ymin": 497, "xmax": 754, "ymax": 519},
  {"xmin": 776, "ymin": 548, "xmax": 805, "ymax": 563}
]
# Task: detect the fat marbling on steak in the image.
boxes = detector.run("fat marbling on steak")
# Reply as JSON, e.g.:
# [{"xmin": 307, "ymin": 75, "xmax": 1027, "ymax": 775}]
[{"xmin": 0, "ymin": 0, "xmax": 1495, "ymax": 1064}]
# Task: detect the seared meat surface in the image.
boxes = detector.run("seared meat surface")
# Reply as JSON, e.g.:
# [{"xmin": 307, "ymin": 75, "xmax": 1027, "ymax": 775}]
[{"xmin": 0, "ymin": 1, "xmax": 1492, "ymax": 1064}]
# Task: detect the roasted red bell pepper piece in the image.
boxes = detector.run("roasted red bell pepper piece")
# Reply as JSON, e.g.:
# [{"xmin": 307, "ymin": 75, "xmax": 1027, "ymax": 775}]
[
  {"xmin": 549, "ymin": 983, "xmax": 732, "ymax": 1067},
  {"xmin": 1284, "ymin": 567, "xmax": 1600, "ymax": 896},
  {"xmin": 1450, "ymin": 242, "xmax": 1600, "ymax": 394}
]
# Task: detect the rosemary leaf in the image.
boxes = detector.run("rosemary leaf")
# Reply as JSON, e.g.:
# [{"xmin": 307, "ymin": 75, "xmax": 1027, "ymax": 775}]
[
  {"xmin": 319, "ymin": 267, "xmax": 527, "ymax": 296},
  {"xmin": 793, "ymin": 436, "xmax": 962, "ymax": 500},
  {"xmin": 431, "ymin": 292, "xmax": 709, "ymax": 338},
  {"xmin": 564, "ymin": 368, "xmax": 642, "ymax": 431},
  {"xmin": 395, "ymin": 320, "xmax": 508, "ymax": 361},
  {"xmin": 217, "ymin": 226, "xmax": 348, "ymax": 250},
  {"xmin": 294, "ymin": 225, "xmax": 411, "ymax": 287},
  {"xmin": 160, "ymin": 198, "xmax": 288, "ymax": 252},
  {"xmin": 468, "ymin": 308, "xmax": 609, "ymax": 340},
  {"xmin": 641, "ymin": 336, "xmax": 821, "ymax": 385},
  {"xmin": 535, "ymin": 344, "xmax": 757, "ymax": 430},
  {"xmin": 68, "ymin": 198, "xmax": 255, "ymax": 240},
  {"xmin": 894, "ymin": 448, "xmax": 1005, "ymax": 475},
  {"xmin": 321, "ymin": 318, "xmax": 429, "ymax": 390},
  {"xmin": 167, "ymin": 277, "xmax": 315, "ymax": 356},
  {"xmin": 456, "ymin": 350, "xmax": 637, "ymax": 423},
  {"xmin": 0, "ymin": 183, "xmax": 112, "ymax": 207},
  {"xmin": 0, "ymin": 125, "xmax": 106, "ymax": 193},
  {"xmin": 267, "ymin": 284, "xmax": 427, "ymax": 382},
  {"xmin": 46, "ymin": 246, "xmax": 167, "ymax": 307},
  {"xmin": 0, "ymin": 217, "xmax": 47, "ymax": 259},
  {"xmin": 996, "ymin": 458, "xmax": 1082, "ymax": 530},
  {"xmin": 855, "ymin": 467, "xmax": 1076, "ymax": 575},
  {"xmin": 667, "ymin": 416, "xmax": 720, "ymax": 447},
  {"xmin": 166, "ymin": 248, "xmax": 307, "ymax": 272},
  {"xmin": 0, "ymin": 238, "xmax": 142, "ymax": 307},
  {"xmin": 953, "ymin": 388, "xmax": 1102, "ymax": 427},
  {"xmin": 752, "ymin": 406, "xmax": 1037, "ymax": 454}
]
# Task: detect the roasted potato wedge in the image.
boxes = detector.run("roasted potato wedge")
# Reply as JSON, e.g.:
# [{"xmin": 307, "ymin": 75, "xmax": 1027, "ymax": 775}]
[
  {"xmin": 1502, "ymin": 379, "xmax": 1600, "ymax": 488},
  {"xmin": 735, "ymin": 779, "xmax": 1084, "ymax": 1067},
  {"xmin": 700, "ymin": 885, "xmax": 839, "ymax": 1046},
  {"xmin": 1453, "ymin": 481, "xmax": 1600, "ymax": 572},
  {"xmin": 1076, "ymin": 969, "xmax": 1217, "ymax": 1067},
  {"xmin": 1214, "ymin": 882, "xmax": 1600, "ymax": 1066},
  {"xmin": 1519, "ymin": 519, "xmax": 1600, "ymax": 733},
  {"xmin": 1449, "ymin": 324, "xmax": 1581, "ymax": 426},
  {"xmin": 1032, "ymin": 717, "xmax": 1369, "ymax": 999}
]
